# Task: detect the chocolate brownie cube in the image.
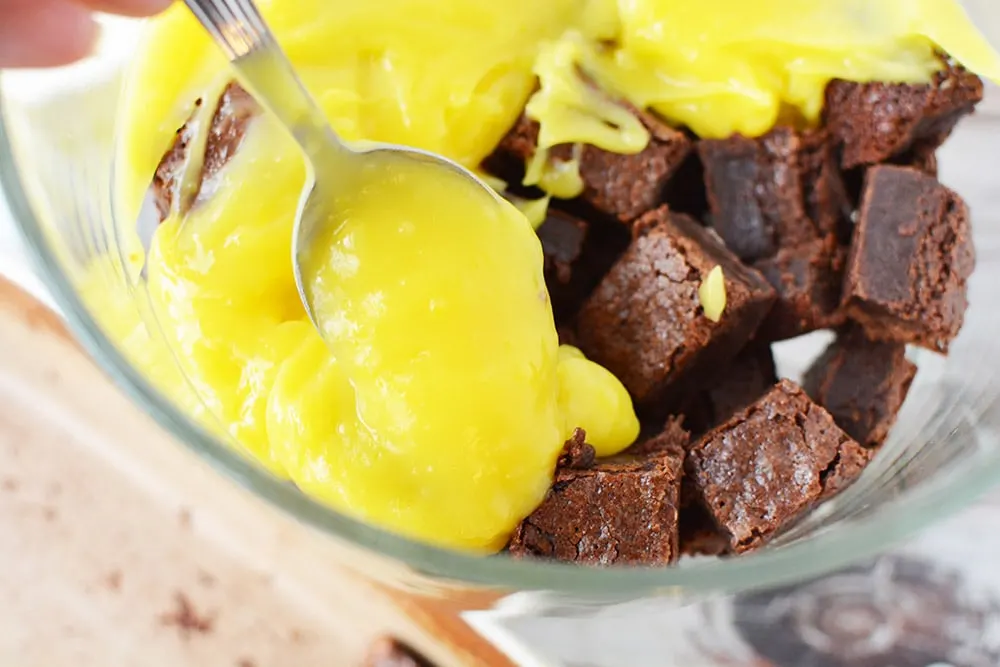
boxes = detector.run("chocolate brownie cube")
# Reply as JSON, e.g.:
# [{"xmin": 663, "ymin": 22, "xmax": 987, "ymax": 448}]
[
  {"xmin": 754, "ymin": 236, "xmax": 848, "ymax": 342},
  {"xmin": 686, "ymin": 380, "xmax": 870, "ymax": 553},
  {"xmin": 842, "ymin": 166, "xmax": 974, "ymax": 353},
  {"xmin": 576, "ymin": 207, "xmax": 776, "ymax": 412},
  {"xmin": 153, "ymin": 82, "xmax": 260, "ymax": 221},
  {"xmin": 699, "ymin": 128, "xmax": 851, "ymax": 263},
  {"xmin": 537, "ymin": 208, "xmax": 631, "ymax": 325},
  {"xmin": 485, "ymin": 107, "xmax": 691, "ymax": 222},
  {"xmin": 824, "ymin": 61, "xmax": 983, "ymax": 169},
  {"xmin": 508, "ymin": 430, "xmax": 684, "ymax": 565},
  {"xmin": 804, "ymin": 327, "xmax": 917, "ymax": 449},
  {"xmin": 683, "ymin": 345, "xmax": 778, "ymax": 436}
]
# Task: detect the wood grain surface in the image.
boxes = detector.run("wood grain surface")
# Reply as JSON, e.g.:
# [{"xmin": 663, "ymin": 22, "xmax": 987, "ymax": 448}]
[{"xmin": 0, "ymin": 275, "xmax": 512, "ymax": 667}]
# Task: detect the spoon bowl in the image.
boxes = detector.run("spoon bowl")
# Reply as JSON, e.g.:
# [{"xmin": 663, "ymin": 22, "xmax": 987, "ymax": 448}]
[
  {"xmin": 183, "ymin": 0, "xmax": 508, "ymax": 336},
  {"xmin": 289, "ymin": 142, "xmax": 505, "ymax": 336}
]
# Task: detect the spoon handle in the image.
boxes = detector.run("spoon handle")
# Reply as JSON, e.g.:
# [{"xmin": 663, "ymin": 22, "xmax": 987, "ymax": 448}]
[{"xmin": 183, "ymin": 0, "xmax": 350, "ymax": 165}]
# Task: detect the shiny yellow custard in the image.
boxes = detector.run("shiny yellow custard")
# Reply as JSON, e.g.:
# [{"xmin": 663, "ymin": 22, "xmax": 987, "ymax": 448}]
[{"xmin": 84, "ymin": 0, "xmax": 999, "ymax": 552}]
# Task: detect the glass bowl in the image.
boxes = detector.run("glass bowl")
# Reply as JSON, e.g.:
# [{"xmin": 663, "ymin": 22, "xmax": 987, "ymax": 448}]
[{"xmin": 3, "ymin": 15, "xmax": 1000, "ymax": 608}]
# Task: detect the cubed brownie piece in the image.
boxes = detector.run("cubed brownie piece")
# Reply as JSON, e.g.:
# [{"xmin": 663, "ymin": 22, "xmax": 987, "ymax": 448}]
[
  {"xmin": 485, "ymin": 108, "xmax": 691, "ymax": 222},
  {"xmin": 842, "ymin": 166, "xmax": 975, "ymax": 353},
  {"xmin": 699, "ymin": 128, "xmax": 851, "ymax": 262},
  {"xmin": 537, "ymin": 208, "xmax": 631, "ymax": 325},
  {"xmin": 153, "ymin": 82, "xmax": 259, "ymax": 221},
  {"xmin": 804, "ymin": 327, "xmax": 917, "ymax": 448},
  {"xmin": 683, "ymin": 345, "xmax": 778, "ymax": 436},
  {"xmin": 824, "ymin": 61, "xmax": 983, "ymax": 169},
  {"xmin": 686, "ymin": 380, "xmax": 871, "ymax": 553},
  {"xmin": 576, "ymin": 207, "xmax": 776, "ymax": 411},
  {"xmin": 508, "ymin": 431, "xmax": 684, "ymax": 565},
  {"xmin": 754, "ymin": 236, "xmax": 848, "ymax": 342},
  {"xmin": 364, "ymin": 637, "xmax": 435, "ymax": 667}
]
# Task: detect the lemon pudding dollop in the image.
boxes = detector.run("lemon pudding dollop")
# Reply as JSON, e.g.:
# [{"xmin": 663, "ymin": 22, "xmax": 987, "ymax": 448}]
[{"xmin": 88, "ymin": 0, "xmax": 1000, "ymax": 552}]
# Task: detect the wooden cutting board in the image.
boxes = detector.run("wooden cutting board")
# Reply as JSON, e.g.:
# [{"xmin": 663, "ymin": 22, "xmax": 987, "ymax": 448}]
[{"xmin": 0, "ymin": 275, "xmax": 513, "ymax": 667}]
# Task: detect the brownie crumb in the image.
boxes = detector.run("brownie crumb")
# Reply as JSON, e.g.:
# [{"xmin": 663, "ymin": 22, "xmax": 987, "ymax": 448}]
[
  {"xmin": 824, "ymin": 61, "xmax": 983, "ymax": 169},
  {"xmin": 509, "ymin": 431, "xmax": 684, "ymax": 565},
  {"xmin": 486, "ymin": 106, "xmax": 691, "ymax": 222},
  {"xmin": 842, "ymin": 165, "xmax": 975, "ymax": 353},
  {"xmin": 557, "ymin": 428, "xmax": 597, "ymax": 470},
  {"xmin": 576, "ymin": 206, "xmax": 775, "ymax": 414},
  {"xmin": 364, "ymin": 637, "xmax": 435, "ymax": 667},
  {"xmin": 686, "ymin": 380, "xmax": 870, "ymax": 553},
  {"xmin": 160, "ymin": 593, "xmax": 214, "ymax": 638},
  {"xmin": 804, "ymin": 327, "xmax": 917, "ymax": 448}
]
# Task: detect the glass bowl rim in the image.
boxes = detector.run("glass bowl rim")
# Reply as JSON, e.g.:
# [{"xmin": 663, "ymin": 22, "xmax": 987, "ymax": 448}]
[{"xmin": 2, "ymin": 82, "xmax": 999, "ymax": 599}]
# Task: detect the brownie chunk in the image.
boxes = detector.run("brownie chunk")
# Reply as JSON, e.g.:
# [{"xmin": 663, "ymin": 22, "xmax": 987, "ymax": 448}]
[
  {"xmin": 824, "ymin": 61, "xmax": 983, "ymax": 169},
  {"xmin": 537, "ymin": 208, "xmax": 631, "ymax": 324},
  {"xmin": 152, "ymin": 102, "xmax": 201, "ymax": 221},
  {"xmin": 804, "ymin": 327, "xmax": 917, "ymax": 449},
  {"xmin": 364, "ymin": 637, "xmax": 435, "ymax": 667},
  {"xmin": 683, "ymin": 345, "xmax": 777, "ymax": 436},
  {"xmin": 686, "ymin": 380, "xmax": 870, "ymax": 553},
  {"xmin": 576, "ymin": 207, "xmax": 776, "ymax": 412},
  {"xmin": 754, "ymin": 236, "xmax": 848, "ymax": 341},
  {"xmin": 197, "ymin": 82, "xmax": 259, "ymax": 203},
  {"xmin": 699, "ymin": 128, "xmax": 851, "ymax": 263},
  {"xmin": 842, "ymin": 166, "xmax": 974, "ymax": 353},
  {"xmin": 486, "ymin": 108, "xmax": 691, "ymax": 222},
  {"xmin": 152, "ymin": 82, "xmax": 260, "ymax": 221},
  {"xmin": 509, "ymin": 431, "xmax": 684, "ymax": 565}
]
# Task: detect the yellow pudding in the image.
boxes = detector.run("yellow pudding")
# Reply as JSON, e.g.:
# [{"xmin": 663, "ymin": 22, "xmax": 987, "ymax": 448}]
[{"xmin": 84, "ymin": 0, "xmax": 1000, "ymax": 552}]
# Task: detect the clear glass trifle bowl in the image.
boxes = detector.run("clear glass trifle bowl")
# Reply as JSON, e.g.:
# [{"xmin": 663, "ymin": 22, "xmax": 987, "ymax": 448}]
[{"xmin": 3, "ymin": 7, "xmax": 1000, "ymax": 613}]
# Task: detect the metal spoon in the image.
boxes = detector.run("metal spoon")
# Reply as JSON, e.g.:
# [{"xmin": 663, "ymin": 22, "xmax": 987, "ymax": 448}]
[{"xmin": 183, "ymin": 0, "xmax": 505, "ymax": 334}]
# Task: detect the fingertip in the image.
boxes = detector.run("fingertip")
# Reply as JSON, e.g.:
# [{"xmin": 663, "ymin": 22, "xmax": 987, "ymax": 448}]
[
  {"xmin": 0, "ymin": 0, "xmax": 100, "ymax": 69},
  {"xmin": 76, "ymin": 0, "xmax": 174, "ymax": 18}
]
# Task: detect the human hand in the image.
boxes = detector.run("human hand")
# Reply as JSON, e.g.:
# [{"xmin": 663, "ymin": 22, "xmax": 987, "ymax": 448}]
[{"xmin": 0, "ymin": 0, "xmax": 173, "ymax": 68}]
